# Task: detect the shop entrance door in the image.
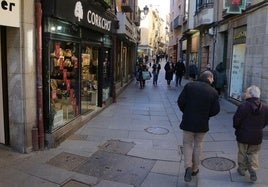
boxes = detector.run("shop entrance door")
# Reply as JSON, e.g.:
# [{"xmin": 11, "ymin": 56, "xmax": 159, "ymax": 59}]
[{"xmin": 0, "ymin": 28, "xmax": 5, "ymax": 144}]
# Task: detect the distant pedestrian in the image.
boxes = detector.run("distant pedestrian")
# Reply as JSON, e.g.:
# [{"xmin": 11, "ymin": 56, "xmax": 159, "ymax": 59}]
[
  {"xmin": 214, "ymin": 62, "xmax": 227, "ymax": 96},
  {"xmin": 233, "ymin": 85, "xmax": 268, "ymax": 182},
  {"xmin": 152, "ymin": 61, "xmax": 161, "ymax": 86},
  {"xmin": 164, "ymin": 57, "xmax": 174, "ymax": 86},
  {"xmin": 174, "ymin": 58, "xmax": 186, "ymax": 86},
  {"xmin": 188, "ymin": 60, "xmax": 198, "ymax": 80},
  {"xmin": 177, "ymin": 70, "xmax": 220, "ymax": 182},
  {"xmin": 137, "ymin": 62, "xmax": 147, "ymax": 89}
]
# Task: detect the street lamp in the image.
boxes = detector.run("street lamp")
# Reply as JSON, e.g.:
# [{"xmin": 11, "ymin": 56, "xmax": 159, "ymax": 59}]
[
  {"xmin": 143, "ymin": 5, "xmax": 149, "ymax": 15},
  {"xmin": 140, "ymin": 5, "xmax": 149, "ymax": 20}
]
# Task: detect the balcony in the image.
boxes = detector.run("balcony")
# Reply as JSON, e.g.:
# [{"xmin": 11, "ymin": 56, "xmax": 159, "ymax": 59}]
[
  {"xmin": 194, "ymin": 7, "xmax": 213, "ymax": 28},
  {"xmin": 173, "ymin": 15, "xmax": 183, "ymax": 29},
  {"xmin": 121, "ymin": 0, "xmax": 134, "ymax": 12},
  {"xmin": 116, "ymin": 13, "xmax": 135, "ymax": 41},
  {"xmin": 133, "ymin": 6, "xmax": 141, "ymax": 26}
]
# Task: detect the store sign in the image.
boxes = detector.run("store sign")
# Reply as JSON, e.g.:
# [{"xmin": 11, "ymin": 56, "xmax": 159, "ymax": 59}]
[
  {"xmin": 0, "ymin": 0, "xmax": 20, "ymax": 27},
  {"xmin": 233, "ymin": 27, "xmax": 246, "ymax": 44},
  {"xmin": 74, "ymin": 2, "xmax": 111, "ymax": 31},
  {"xmin": 54, "ymin": 0, "xmax": 113, "ymax": 33},
  {"xmin": 223, "ymin": 0, "xmax": 246, "ymax": 14}
]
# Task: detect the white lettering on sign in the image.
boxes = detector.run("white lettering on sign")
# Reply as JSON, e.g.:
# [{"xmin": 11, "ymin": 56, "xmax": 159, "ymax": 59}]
[
  {"xmin": 0, "ymin": 0, "xmax": 19, "ymax": 27},
  {"xmin": 87, "ymin": 10, "xmax": 111, "ymax": 31}
]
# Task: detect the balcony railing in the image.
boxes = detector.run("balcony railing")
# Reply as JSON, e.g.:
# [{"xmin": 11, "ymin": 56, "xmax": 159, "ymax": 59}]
[
  {"xmin": 173, "ymin": 15, "xmax": 182, "ymax": 29},
  {"xmin": 196, "ymin": 2, "xmax": 214, "ymax": 13}
]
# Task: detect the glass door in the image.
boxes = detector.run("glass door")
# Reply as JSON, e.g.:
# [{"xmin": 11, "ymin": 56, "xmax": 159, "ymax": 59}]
[{"xmin": 81, "ymin": 45, "xmax": 99, "ymax": 114}]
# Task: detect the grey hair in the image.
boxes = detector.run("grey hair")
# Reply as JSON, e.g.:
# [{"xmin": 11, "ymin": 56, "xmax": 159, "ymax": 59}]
[
  {"xmin": 199, "ymin": 70, "xmax": 214, "ymax": 80},
  {"xmin": 246, "ymin": 85, "xmax": 261, "ymax": 98}
]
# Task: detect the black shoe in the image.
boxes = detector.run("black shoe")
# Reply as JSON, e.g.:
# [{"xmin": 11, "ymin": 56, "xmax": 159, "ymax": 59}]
[
  {"xmin": 192, "ymin": 169, "xmax": 199, "ymax": 176},
  {"xmin": 249, "ymin": 169, "xmax": 257, "ymax": 182},
  {"xmin": 184, "ymin": 167, "xmax": 193, "ymax": 182}
]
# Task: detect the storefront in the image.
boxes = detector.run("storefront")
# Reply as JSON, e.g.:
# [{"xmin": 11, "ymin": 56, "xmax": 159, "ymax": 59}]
[
  {"xmin": 42, "ymin": 0, "xmax": 115, "ymax": 144},
  {"xmin": 115, "ymin": 12, "xmax": 137, "ymax": 89}
]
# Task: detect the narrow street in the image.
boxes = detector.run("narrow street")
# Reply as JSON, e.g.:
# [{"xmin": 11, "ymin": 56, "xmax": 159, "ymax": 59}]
[{"xmin": 0, "ymin": 60, "xmax": 267, "ymax": 187}]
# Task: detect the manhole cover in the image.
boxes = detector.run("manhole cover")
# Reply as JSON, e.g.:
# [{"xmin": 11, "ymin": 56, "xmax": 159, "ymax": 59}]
[
  {"xmin": 73, "ymin": 150, "xmax": 155, "ymax": 187},
  {"xmin": 201, "ymin": 157, "xmax": 236, "ymax": 171},
  {"xmin": 98, "ymin": 140, "xmax": 135, "ymax": 154},
  {"xmin": 46, "ymin": 152, "xmax": 88, "ymax": 171},
  {"xmin": 145, "ymin": 127, "xmax": 169, "ymax": 135}
]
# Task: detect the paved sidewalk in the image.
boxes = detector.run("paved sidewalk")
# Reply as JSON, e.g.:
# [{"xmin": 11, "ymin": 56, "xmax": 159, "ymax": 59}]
[{"xmin": 0, "ymin": 60, "xmax": 268, "ymax": 187}]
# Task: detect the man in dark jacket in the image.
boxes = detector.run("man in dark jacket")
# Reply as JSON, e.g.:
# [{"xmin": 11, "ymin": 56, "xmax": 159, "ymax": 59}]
[
  {"xmin": 233, "ymin": 85, "xmax": 268, "ymax": 182},
  {"xmin": 177, "ymin": 70, "xmax": 220, "ymax": 182},
  {"xmin": 164, "ymin": 57, "xmax": 174, "ymax": 86},
  {"xmin": 174, "ymin": 58, "xmax": 185, "ymax": 86}
]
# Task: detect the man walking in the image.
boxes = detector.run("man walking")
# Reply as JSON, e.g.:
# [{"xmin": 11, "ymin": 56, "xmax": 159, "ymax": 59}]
[
  {"xmin": 233, "ymin": 85, "xmax": 268, "ymax": 182},
  {"xmin": 177, "ymin": 71, "xmax": 220, "ymax": 182},
  {"xmin": 174, "ymin": 58, "xmax": 185, "ymax": 86}
]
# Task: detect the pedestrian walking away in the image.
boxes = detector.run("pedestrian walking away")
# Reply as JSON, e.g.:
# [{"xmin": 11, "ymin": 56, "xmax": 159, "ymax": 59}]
[
  {"xmin": 164, "ymin": 57, "xmax": 175, "ymax": 86},
  {"xmin": 177, "ymin": 70, "xmax": 220, "ymax": 182},
  {"xmin": 152, "ymin": 61, "xmax": 161, "ymax": 86},
  {"xmin": 137, "ymin": 62, "xmax": 147, "ymax": 89},
  {"xmin": 214, "ymin": 62, "xmax": 227, "ymax": 96},
  {"xmin": 188, "ymin": 60, "xmax": 198, "ymax": 81},
  {"xmin": 233, "ymin": 85, "xmax": 268, "ymax": 182},
  {"xmin": 174, "ymin": 58, "xmax": 185, "ymax": 86}
]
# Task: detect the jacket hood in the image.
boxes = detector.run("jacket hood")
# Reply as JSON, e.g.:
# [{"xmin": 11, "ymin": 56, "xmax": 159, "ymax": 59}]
[{"xmin": 246, "ymin": 97, "xmax": 262, "ymax": 115}]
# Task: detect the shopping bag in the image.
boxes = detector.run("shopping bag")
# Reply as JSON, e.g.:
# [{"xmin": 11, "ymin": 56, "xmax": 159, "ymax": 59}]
[{"xmin": 142, "ymin": 71, "xmax": 151, "ymax": 80}]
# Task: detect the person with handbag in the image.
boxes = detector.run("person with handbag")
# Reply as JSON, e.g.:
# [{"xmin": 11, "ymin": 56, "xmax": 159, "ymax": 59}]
[{"xmin": 137, "ymin": 62, "xmax": 147, "ymax": 89}]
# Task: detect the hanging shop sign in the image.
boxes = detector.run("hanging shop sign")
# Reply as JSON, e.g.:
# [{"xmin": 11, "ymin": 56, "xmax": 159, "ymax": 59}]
[
  {"xmin": 43, "ymin": 0, "xmax": 113, "ymax": 34},
  {"xmin": 223, "ymin": 0, "xmax": 246, "ymax": 14},
  {"xmin": 0, "ymin": 0, "xmax": 20, "ymax": 27}
]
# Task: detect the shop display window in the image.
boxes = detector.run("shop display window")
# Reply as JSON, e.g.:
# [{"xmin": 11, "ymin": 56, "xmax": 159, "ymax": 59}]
[
  {"xmin": 49, "ymin": 41, "xmax": 80, "ymax": 129},
  {"xmin": 81, "ymin": 46, "xmax": 98, "ymax": 114}
]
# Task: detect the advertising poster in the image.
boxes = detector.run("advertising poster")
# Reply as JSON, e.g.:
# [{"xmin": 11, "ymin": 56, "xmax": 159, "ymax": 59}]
[{"xmin": 229, "ymin": 44, "xmax": 246, "ymax": 101}]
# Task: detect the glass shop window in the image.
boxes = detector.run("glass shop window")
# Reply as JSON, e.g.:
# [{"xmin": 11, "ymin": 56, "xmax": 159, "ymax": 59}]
[
  {"xmin": 50, "ymin": 41, "xmax": 80, "ymax": 129},
  {"xmin": 81, "ymin": 46, "xmax": 99, "ymax": 114}
]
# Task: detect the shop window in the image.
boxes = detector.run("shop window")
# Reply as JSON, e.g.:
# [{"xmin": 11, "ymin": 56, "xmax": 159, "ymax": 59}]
[
  {"xmin": 50, "ymin": 41, "xmax": 80, "ymax": 129},
  {"xmin": 81, "ymin": 46, "xmax": 98, "ymax": 114}
]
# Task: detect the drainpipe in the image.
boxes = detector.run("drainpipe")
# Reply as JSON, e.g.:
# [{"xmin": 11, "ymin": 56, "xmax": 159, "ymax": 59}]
[{"xmin": 34, "ymin": 1, "xmax": 44, "ymax": 150}]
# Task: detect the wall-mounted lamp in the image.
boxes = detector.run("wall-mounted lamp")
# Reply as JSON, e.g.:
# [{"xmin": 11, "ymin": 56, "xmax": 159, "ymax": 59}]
[{"xmin": 143, "ymin": 5, "xmax": 149, "ymax": 15}]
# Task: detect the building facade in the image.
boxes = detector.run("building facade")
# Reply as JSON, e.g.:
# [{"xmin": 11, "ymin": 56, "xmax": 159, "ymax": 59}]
[
  {"xmin": 171, "ymin": 0, "xmax": 268, "ymax": 103},
  {"xmin": 0, "ymin": 0, "xmax": 140, "ymax": 153},
  {"xmin": 138, "ymin": 5, "xmax": 167, "ymax": 58}
]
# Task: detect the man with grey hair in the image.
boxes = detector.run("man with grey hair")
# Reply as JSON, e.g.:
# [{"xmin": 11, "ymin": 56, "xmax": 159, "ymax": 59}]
[
  {"xmin": 177, "ymin": 70, "xmax": 220, "ymax": 182},
  {"xmin": 233, "ymin": 85, "xmax": 268, "ymax": 182}
]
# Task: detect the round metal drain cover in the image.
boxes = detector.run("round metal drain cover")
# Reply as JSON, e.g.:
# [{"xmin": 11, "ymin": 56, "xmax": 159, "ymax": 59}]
[
  {"xmin": 145, "ymin": 127, "xmax": 169, "ymax": 135},
  {"xmin": 201, "ymin": 157, "xmax": 236, "ymax": 171}
]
